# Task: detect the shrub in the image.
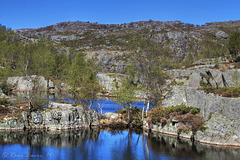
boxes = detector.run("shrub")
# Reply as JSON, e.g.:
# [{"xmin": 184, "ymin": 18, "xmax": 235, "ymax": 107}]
[
  {"xmin": 0, "ymin": 99, "xmax": 10, "ymax": 106},
  {"xmin": 149, "ymin": 104, "xmax": 200, "ymax": 123}
]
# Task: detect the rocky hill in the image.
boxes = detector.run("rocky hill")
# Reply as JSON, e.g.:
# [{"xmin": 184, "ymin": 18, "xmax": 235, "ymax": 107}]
[{"xmin": 14, "ymin": 20, "xmax": 240, "ymax": 73}]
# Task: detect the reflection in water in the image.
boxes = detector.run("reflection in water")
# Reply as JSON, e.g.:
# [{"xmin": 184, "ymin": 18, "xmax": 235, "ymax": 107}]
[{"xmin": 0, "ymin": 129, "xmax": 239, "ymax": 160}]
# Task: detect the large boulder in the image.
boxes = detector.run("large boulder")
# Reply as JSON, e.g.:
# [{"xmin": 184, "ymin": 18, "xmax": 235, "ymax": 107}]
[{"xmin": 215, "ymin": 31, "xmax": 229, "ymax": 39}]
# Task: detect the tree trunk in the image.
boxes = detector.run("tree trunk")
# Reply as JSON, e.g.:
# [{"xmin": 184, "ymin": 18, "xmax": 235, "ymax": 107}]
[
  {"xmin": 142, "ymin": 99, "xmax": 146, "ymax": 121},
  {"xmin": 146, "ymin": 100, "xmax": 150, "ymax": 118}
]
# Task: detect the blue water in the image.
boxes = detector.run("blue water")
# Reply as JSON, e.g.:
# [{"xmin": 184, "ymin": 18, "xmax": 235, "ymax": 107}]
[
  {"xmin": 0, "ymin": 129, "xmax": 239, "ymax": 160},
  {"xmin": 46, "ymin": 99, "xmax": 154, "ymax": 114}
]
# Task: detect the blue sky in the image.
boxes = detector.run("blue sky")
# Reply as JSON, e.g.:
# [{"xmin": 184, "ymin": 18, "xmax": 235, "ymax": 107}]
[{"xmin": 1, "ymin": 0, "xmax": 240, "ymax": 29}]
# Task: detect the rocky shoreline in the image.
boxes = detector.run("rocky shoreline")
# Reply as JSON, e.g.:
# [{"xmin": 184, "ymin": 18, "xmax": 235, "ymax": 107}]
[{"xmin": 0, "ymin": 102, "xmax": 99, "ymax": 131}]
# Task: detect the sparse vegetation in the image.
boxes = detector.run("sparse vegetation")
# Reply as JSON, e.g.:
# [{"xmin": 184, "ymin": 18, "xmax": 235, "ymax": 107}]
[
  {"xmin": 149, "ymin": 104, "xmax": 204, "ymax": 134},
  {"xmin": 201, "ymin": 86, "xmax": 240, "ymax": 97}
]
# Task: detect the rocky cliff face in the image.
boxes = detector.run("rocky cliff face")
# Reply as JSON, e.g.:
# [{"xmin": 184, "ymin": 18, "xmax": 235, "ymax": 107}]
[
  {"xmin": 0, "ymin": 102, "xmax": 99, "ymax": 130},
  {"xmin": 162, "ymin": 86, "xmax": 240, "ymax": 120},
  {"xmin": 14, "ymin": 20, "xmax": 240, "ymax": 72},
  {"xmin": 168, "ymin": 68, "xmax": 240, "ymax": 89}
]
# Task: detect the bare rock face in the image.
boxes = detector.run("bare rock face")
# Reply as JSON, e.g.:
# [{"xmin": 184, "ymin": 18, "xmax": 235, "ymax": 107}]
[
  {"xmin": 7, "ymin": 75, "xmax": 51, "ymax": 91},
  {"xmin": 86, "ymin": 51, "xmax": 128, "ymax": 73},
  {"xmin": 195, "ymin": 114, "xmax": 240, "ymax": 145},
  {"xmin": 0, "ymin": 102, "xmax": 100, "ymax": 130},
  {"xmin": 0, "ymin": 117, "xmax": 25, "ymax": 130},
  {"xmin": 167, "ymin": 68, "xmax": 240, "ymax": 89},
  {"xmin": 162, "ymin": 85, "xmax": 240, "ymax": 120},
  {"xmin": 96, "ymin": 73, "xmax": 122, "ymax": 91},
  {"xmin": 215, "ymin": 31, "xmax": 229, "ymax": 39},
  {"xmin": 7, "ymin": 75, "xmax": 70, "ymax": 92}
]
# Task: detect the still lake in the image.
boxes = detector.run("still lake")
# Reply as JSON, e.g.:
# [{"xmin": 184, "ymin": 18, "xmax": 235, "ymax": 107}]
[{"xmin": 0, "ymin": 128, "xmax": 240, "ymax": 160}]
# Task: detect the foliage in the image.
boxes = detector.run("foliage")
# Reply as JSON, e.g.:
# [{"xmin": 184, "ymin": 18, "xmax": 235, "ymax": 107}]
[
  {"xmin": 68, "ymin": 52, "xmax": 101, "ymax": 108},
  {"xmin": 149, "ymin": 104, "xmax": 200, "ymax": 122},
  {"xmin": 0, "ymin": 26, "xmax": 72, "ymax": 82},
  {"xmin": 113, "ymin": 65, "xmax": 138, "ymax": 108},
  {"xmin": 0, "ymin": 99, "xmax": 10, "ymax": 106},
  {"xmin": 150, "ymin": 104, "xmax": 203, "ymax": 135},
  {"xmin": 28, "ymin": 76, "xmax": 48, "ymax": 111},
  {"xmin": 199, "ymin": 80, "xmax": 208, "ymax": 87},
  {"xmin": 228, "ymin": 32, "xmax": 240, "ymax": 58}
]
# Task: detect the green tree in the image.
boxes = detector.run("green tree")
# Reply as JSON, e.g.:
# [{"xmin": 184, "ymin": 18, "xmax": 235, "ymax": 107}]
[
  {"xmin": 228, "ymin": 32, "xmax": 240, "ymax": 59},
  {"xmin": 113, "ymin": 65, "xmax": 138, "ymax": 121},
  {"xmin": 135, "ymin": 52, "xmax": 167, "ymax": 118},
  {"xmin": 54, "ymin": 53, "xmax": 70, "ymax": 79},
  {"xmin": 68, "ymin": 52, "xmax": 100, "ymax": 109}
]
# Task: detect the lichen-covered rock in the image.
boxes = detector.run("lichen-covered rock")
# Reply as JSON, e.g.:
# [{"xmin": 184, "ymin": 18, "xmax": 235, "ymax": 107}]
[
  {"xmin": 160, "ymin": 86, "xmax": 240, "ymax": 146},
  {"xmin": 0, "ymin": 102, "xmax": 100, "ymax": 130},
  {"xmin": 195, "ymin": 114, "xmax": 240, "ymax": 146},
  {"xmin": 143, "ymin": 120, "xmax": 192, "ymax": 139},
  {"xmin": 167, "ymin": 68, "xmax": 240, "ymax": 88},
  {"xmin": 162, "ymin": 86, "xmax": 240, "ymax": 120},
  {"xmin": 0, "ymin": 117, "xmax": 25, "ymax": 130}
]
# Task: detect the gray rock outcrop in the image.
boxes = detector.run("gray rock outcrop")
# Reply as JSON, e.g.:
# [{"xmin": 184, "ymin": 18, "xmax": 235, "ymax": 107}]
[
  {"xmin": 215, "ymin": 31, "xmax": 229, "ymax": 39},
  {"xmin": 162, "ymin": 85, "xmax": 240, "ymax": 120},
  {"xmin": 96, "ymin": 73, "xmax": 122, "ymax": 91},
  {"xmin": 167, "ymin": 69, "xmax": 240, "ymax": 88},
  {"xmin": 7, "ymin": 75, "xmax": 71, "ymax": 92},
  {"xmin": 0, "ymin": 102, "xmax": 100, "ymax": 130},
  {"xmin": 7, "ymin": 75, "xmax": 53, "ymax": 91},
  {"xmin": 195, "ymin": 114, "xmax": 240, "ymax": 145},
  {"xmin": 159, "ymin": 85, "xmax": 240, "ymax": 146}
]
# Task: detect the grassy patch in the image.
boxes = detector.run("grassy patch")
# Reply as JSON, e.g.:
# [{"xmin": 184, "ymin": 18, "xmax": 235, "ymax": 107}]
[{"xmin": 201, "ymin": 86, "xmax": 240, "ymax": 97}]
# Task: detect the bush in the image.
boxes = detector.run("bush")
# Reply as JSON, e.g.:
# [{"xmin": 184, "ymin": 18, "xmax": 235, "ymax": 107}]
[
  {"xmin": 149, "ymin": 106, "xmax": 165, "ymax": 122},
  {"xmin": 149, "ymin": 104, "xmax": 200, "ymax": 122},
  {"xmin": 0, "ymin": 99, "xmax": 10, "ymax": 106}
]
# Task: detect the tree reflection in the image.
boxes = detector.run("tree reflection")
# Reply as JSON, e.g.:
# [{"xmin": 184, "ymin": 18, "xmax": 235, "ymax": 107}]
[{"xmin": 0, "ymin": 129, "xmax": 240, "ymax": 160}]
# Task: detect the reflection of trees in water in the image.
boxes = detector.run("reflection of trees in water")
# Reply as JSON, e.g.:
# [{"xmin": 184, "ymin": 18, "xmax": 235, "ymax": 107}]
[
  {"xmin": 144, "ymin": 132, "xmax": 203, "ymax": 159},
  {"xmin": 0, "ymin": 128, "xmax": 100, "ymax": 147},
  {"xmin": 1, "ymin": 129, "xmax": 240, "ymax": 160},
  {"xmin": 144, "ymin": 131, "xmax": 240, "ymax": 160}
]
